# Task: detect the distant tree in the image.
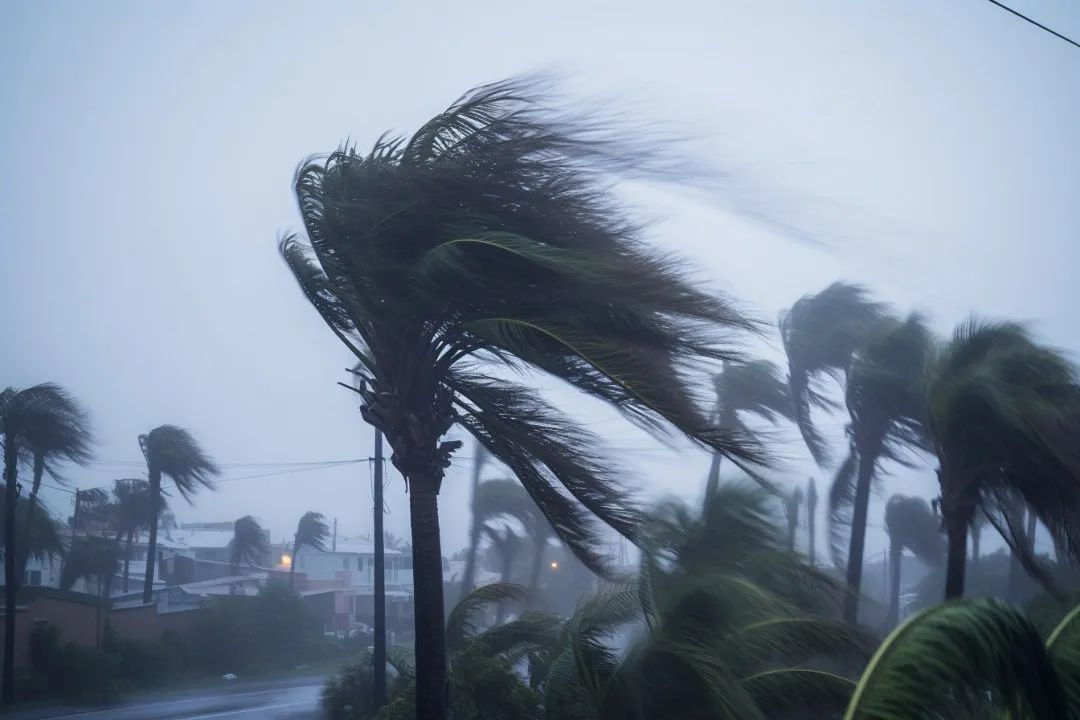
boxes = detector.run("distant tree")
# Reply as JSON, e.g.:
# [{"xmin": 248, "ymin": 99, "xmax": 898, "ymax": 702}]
[
  {"xmin": 457, "ymin": 443, "xmax": 488, "ymax": 601},
  {"xmin": 281, "ymin": 78, "xmax": 764, "ymax": 719},
  {"xmin": 60, "ymin": 536, "xmax": 120, "ymax": 597},
  {"xmin": 706, "ymin": 359, "xmax": 794, "ymax": 496},
  {"xmin": 229, "ymin": 515, "xmax": 269, "ymax": 575},
  {"xmin": 834, "ymin": 314, "xmax": 935, "ymax": 622},
  {"xmin": 784, "ymin": 485, "xmax": 804, "ymax": 552},
  {"xmin": 883, "ymin": 494, "xmax": 944, "ymax": 628},
  {"xmin": 138, "ymin": 425, "xmax": 218, "ymax": 604},
  {"xmin": 0, "ymin": 494, "xmax": 64, "ymax": 570},
  {"xmin": 289, "ymin": 511, "xmax": 330, "ymax": 588},
  {"xmin": 924, "ymin": 321, "xmax": 1080, "ymax": 599},
  {"xmin": 110, "ymin": 479, "xmax": 158, "ymax": 593},
  {"xmin": 780, "ymin": 282, "xmax": 889, "ymax": 465},
  {"xmin": 1, "ymin": 383, "xmax": 93, "ymax": 704},
  {"xmin": 71, "ymin": 487, "xmax": 109, "ymax": 534},
  {"xmin": 806, "ymin": 477, "xmax": 818, "ymax": 567}
]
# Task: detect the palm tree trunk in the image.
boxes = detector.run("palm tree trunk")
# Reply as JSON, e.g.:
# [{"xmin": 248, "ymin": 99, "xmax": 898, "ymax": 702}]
[
  {"xmin": 16, "ymin": 455, "xmax": 44, "ymax": 580},
  {"xmin": 527, "ymin": 534, "xmax": 546, "ymax": 597},
  {"xmin": 123, "ymin": 527, "xmax": 134, "ymax": 593},
  {"xmin": 142, "ymin": 470, "xmax": 161, "ymax": 605},
  {"xmin": 944, "ymin": 514, "xmax": 968, "ymax": 599},
  {"xmin": 408, "ymin": 474, "xmax": 447, "ymax": 720},
  {"xmin": 970, "ymin": 522, "xmax": 980, "ymax": 566},
  {"xmin": 457, "ymin": 445, "xmax": 486, "ymax": 602},
  {"xmin": 886, "ymin": 541, "xmax": 902, "ymax": 628},
  {"xmin": 289, "ymin": 535, "xmax": 299, "ymax": 588},
  {"xmin": 372, "ymin": 429, "xmax": 386, "ymax": 708},
  {"xmin": 807, "ymin": 481, "xmax": 817, "ymax": 568},
  {"xmin": 705, "ymin": 452, "xmax": 722, "ymax": 498},
  {"xmin": 3, "ymin": 442, "xmax": 19, "ymax": 704},
  {"xmin": 842, "ymin": 453, "xmax": 876, "ymax": 623}
]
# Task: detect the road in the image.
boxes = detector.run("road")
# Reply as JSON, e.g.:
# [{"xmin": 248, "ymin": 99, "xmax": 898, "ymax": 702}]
[{"xmin": 6, "ymin": 677, "xmax": 326, "ymax": 720}]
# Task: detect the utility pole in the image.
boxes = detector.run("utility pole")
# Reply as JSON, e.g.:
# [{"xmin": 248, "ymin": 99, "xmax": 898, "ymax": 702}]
[{"xmin": 373, "ymin": 430, "xmax": 386, "ymax": 706}]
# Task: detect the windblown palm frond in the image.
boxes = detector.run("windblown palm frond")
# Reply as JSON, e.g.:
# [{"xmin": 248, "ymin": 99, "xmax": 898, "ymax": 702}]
[
  {"xmin": 139, "ymin": 425, "xmax": 218, "ymax": 501},
  {"xmin": 229, "ymin": 515, "xmax": 268, "ymax": 571},
  {"xmin": 0, "ymin": 494, "xmax": 63, "ymax": 563},
  {"xmin": 780, "ymin": 283, "xmax": 890, "ymax": 466},
  {"xmin": 295, "ymin": 511, "xmax": 330, "ymax": 551},
  {"xmin": 0, "ymin": 384, "xmax": 92, "ymax": 479},
  {"xmin": 925, "ymin": 320, "xmax": 1080, "ymax": 597},
  {"xmin": 111, "ymin": 479, "xmax": 159, "ymax": 535},
  {"xmin": 446, "ymin": 582, "xmax": 528, "ymax": 652},
  {"xmin": 59, "ymin": 536, "xmax": 120, "ymax": 594},
  {"xmin": 1047, "ymin": 604, "xmax": 1080, "ymax": 713},
  {"xmin": 843, "ymin": 598, "xmax": 1072, "ymax": 720}
]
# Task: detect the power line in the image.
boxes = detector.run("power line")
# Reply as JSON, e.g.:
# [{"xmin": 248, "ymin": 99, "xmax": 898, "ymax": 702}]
[{"xmin": 984, "ymin": 0, "xmax": 1080, "ymax": 50}]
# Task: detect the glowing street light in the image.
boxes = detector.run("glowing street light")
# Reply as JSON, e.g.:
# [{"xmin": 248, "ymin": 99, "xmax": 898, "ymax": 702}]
[
  {"xmin": 280, "ymin": 553, "xmax": 293, "ymax": 569},
  {"xmin": 549, "ymin": 560, "xmax": 559, "ymax": 570}
]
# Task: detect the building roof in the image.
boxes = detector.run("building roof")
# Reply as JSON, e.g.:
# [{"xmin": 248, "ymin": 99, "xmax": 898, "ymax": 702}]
[{"xmin": 296, "ymin": 537, "xmax": 405, "ymax": 556}]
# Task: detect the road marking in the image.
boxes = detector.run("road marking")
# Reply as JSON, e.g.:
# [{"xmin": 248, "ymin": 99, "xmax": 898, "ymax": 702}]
[{"xmin": 177, "ymin": 700, "xmax": 313, "ymax": 719}]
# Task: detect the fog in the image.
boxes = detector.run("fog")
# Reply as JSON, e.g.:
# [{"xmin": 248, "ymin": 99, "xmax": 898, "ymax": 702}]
[{"xmin": 2, "ymin": 0, "xmax": 1078, "ymax": 562}]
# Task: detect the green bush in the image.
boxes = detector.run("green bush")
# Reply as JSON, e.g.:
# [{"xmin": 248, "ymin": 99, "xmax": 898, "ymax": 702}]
[{"xmin": 27, "ymin": 622, "xmax": 121, "ymax": 703}]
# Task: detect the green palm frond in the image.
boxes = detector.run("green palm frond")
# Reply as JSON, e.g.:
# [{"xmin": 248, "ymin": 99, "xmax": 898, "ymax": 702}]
[
  {"xmin": 1047, "ymin": 604, "xmax": 1080, "ymax": 714},
  {"xmin": 0, "ymin": 494, "xmax": 64, "ymax": 563},
  {"xmin": 446, "ymin": 582, "xmax": 528, "ymax": 652},
  {"xmin": 843, "ymin": 598, "xmax": 1070, "ymax": 720},
  {"xmin": 471, "ymin": 612, "xmax": 561, "ymax": 662},
  {"xmin": 60, "ymin": 536, "xmax": 120, "ymax": 592},
  {"xmin": 743, "ymin": 668, "xmax": 857, "ymax": 717}
]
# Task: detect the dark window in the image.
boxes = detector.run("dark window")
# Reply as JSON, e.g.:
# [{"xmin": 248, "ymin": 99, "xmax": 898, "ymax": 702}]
[
  {"xmin": 357, "ymin": 557, "xmax": 363, "ymax": 570},
  {"xmin": 342, "ymin": 557, "xmax": 348, "ymax": 570}
]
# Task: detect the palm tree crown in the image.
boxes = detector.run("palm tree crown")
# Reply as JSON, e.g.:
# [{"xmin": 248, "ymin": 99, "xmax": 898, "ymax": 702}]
[
  {"xmin": 230, "ymin": 515, "xmax": 268, "ymax": 572},
  {"xmin": 924, "ymin": 320, "xmax": 1080, "ymax": 598},
  {"xmin": 280, "ymin": 78, "xmax": 764, "ymax": 718}
]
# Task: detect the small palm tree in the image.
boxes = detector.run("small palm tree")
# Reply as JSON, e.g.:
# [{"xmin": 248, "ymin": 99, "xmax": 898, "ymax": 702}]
[
  {"xmin": 834, "ymin": 314, "xmax": 935, "ymax": 622},
  {"xmin": 924, "ymin": 321, "xmax": 1080, "ymax": 599},
  {"xmin": 60, "ymin": 535, "xmax": 121, "ymax": 596},
  {"xmin": 883, "ymin": 494, "xmax": 944, "ymax": 628},
  {"xmin": 780, "ymin": 282, "xmax": 889, "ymax": 465},
  {"xmin": 843, "ymin": 598, "xmax": 1079, "ymax": 719},
  {"xmin": 705, "ymin": 359, "xmax": 794, "ymax": 496},
  {"xmin": 289, "ymin": 511, "xmax": 330, "ymax": 587},
  {"xmin": 229, "ymin": 515, "xmax": 268, "ymax": 575},
  {"xmin": 0, "ymin": 383, "xmax": 92, "ymax": 704},
  {"xmin": 138, "ymin": 425, "xmax": 218, "ymax": 604},
  {"xmin": 280, "ymin": 78, "xmax": 763, "ymax": 718},
  {"xmin": 111, "ymin": 479, "xmax": 158, "ymax": 593}
]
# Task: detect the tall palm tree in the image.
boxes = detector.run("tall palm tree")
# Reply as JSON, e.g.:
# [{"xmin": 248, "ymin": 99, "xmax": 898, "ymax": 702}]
[
  {"xmin": 0, "ymin": 383, "xmax": 92, "ymax": 704},
  {"xmin": 705, "ymin": 359, "xmax": 794, "ymax": 496},
  {"xmin": 111, "ymin": 479, "xmax": 157, "ymax": 593},
  {"xmin": 71, "ymin": 486, "xmax": 109, "ymax": 534},
  {"xmin": 883, "ymin": 494, "xmax": 944, "ymax": 628},
  {"xmin": 229, "ymin": 515, "xmax": 268, "ymax": 575},
  {"xmin": 780, "ymin": 282, "xmax": 890, "ymax": 466},
  {"xmin": 289, "ymin": 511, "xmax": 330, "ymax": 587},
  {"xmin": 138, "ymin": 425, "xmax": 218, "ymax": 604},
  {"xmin": 924, "ymin": 321, "xmax": 1080, "ymax": 600},
  {"xmin": 16, "ymin": 390, "xmax": 90, "ymax": 580},
  {"xmin": 457, "ymin": 442, "xmax": 488, "ymax": 601},
  {"xmin": 482, "ymin": 525, "xmax": 524, "ymax": 624},
  {"xmin": 280, "ymin": 78, "xmax": 763, "ymax": 719},
  {"xmin": 834, "ymin": 314, "xmax": 935, "ymax": 622}
]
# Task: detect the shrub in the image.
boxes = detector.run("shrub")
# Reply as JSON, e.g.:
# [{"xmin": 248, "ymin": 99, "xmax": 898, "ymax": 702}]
[{"xmin": 27, "ymin": 623, "xmax": 121, "ymax": 703}]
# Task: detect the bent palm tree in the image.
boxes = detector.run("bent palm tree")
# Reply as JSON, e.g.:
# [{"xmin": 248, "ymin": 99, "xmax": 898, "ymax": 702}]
[
  {"xmin": 0, "ymin": 383, "xmax": 92, "ymax": 704},
  {"xmin": 883, "ymin": 494, "xmax": 944, "ymax": 628},
  {"xmin": 139, "ymin": 425, "xmax": 218, "ymax": 603},
  {"xmin": 924, "ymin": 321, "xmax": 1080, "ymax": 599},
  {"xmin": 280, "ymin": 78, "xmax": 763, "ymax": 719},
  {"xmin": 843, "ymin": 598, "xmax": 1078, "ymax": 719},
  {"xmin": 705, "ymin": 359, "xmax": 794, "ymax": 496},
  {"xmin": 457, "ymin": 443, "xmax": 489, "ymax": 600},
  {"xmin": 780, "ymin": 282, "xmax": 889, "ymax": 466},
  {"xmin": 835, "ymin": 314, "xmax": 935, "ymax": 622},
  {"xmin": 229, "ymin": 515, "xmax": 268, "ymax": 575},
  {"xmin": 289, "ymin": 511, "xmax": 329, "ymax": 587},
  {"xmin": 60, "ymin": 535, "xmax": 121, "ymax": 596},
  {"xmin": 111, "ymin": 479, "xmax": 157, "ymax": 593}
]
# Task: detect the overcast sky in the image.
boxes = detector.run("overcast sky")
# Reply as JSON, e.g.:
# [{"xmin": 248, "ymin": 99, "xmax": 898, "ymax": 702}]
[{"xmin": 2, "ymin": 1, "xmax": 1078, "ymax": 564}]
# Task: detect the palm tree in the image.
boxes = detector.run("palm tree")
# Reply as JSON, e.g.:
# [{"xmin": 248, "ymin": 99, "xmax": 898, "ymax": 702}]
[
  {"xmin": 289, "ymin": 511, "xmax": 330, "ymax": 587},
  {"xmin": 138, "ymin": 425, "xmax": 218, "ymax": 604},
  {"xmin": 481, "ymin": 525, "xmax": 524, "ymax": 624},
  {"xmin": 705, "ymin": 359, "xmax": 794, "ymax": 496},
  {"xmin": 16, "ymin": 390, "xmax": 90, "ymax": 580},
  {"xmin": 842, "ymin": 598, "xmax": 1079, "ymax": 719},
  {"xmin": 0, "ymin": 494, "xmax": 65, "ymax": 573},
  {"xmin": 71, "ymin": 486, "xmax": 109, "ymax": 534},
  {"xmin": 467, "ymin": 478, "xmax": 552, "ymax": 599},
  {"xmin": 280, "ymin": 78, "xmax": 763, "ymax": 719},
  {"xmin": 111, "ymin": 479, "xmax": 157, "ymax": 593},
  {"xmin": 834, "ymin": 314, "xmax": 935, "ymax": 622},
  {"xmin": 229, "ymin": 515, "xmax": 268, "ymax": 575},
  {"xmin": 923, "ymin": 321, "xmax": 1080, "ymax": 599},
  {"xmin": 780, "ymin": 282, "xmax": 890, "ymax": 465},
  {"xmin": 457, "ymin": 442, "xmax": 488, "ymax": 601},
  {"xmin": 60, "ymin": 535, "xmax": 120, "ymax": 597},
  {"xmin": 1, "ymin": 383, "xmax": 93, "ymax": 704},
  {"xmin": 883, "ymin": 494, "xmax": 944, "ymax": 628}
]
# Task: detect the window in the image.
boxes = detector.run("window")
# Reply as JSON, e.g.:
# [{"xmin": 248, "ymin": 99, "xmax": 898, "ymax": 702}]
[
  {"xmin": 357, "ymin": 557, "xmax": 363, "ymax": 570},
  {"xmin": 342, "ymin": 557, "xmax": 348, "ymax": 570}
]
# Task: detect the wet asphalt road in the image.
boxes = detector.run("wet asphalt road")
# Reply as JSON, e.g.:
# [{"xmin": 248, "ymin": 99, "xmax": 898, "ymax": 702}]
[{"xmin": 5, "ymin": 677, "xmax": 325, "ymax": 720}]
